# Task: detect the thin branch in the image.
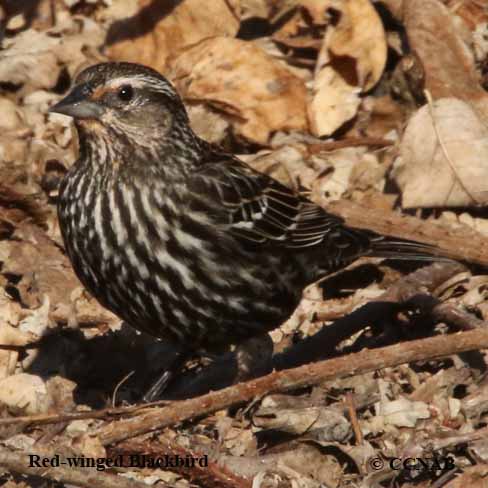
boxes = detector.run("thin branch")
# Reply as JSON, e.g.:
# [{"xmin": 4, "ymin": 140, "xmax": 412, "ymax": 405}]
[
  {"xmin": 345, "ymin": 391, "xmax": 363, "ymax": 445},
  {"xmin": 307, "ymin": 137, "xmax": 394, "ymax": 153},
  {"xmin": 0, "ymin": 399, "xmax": 171, "ymax": 427},
  {"xmin": 96, "ymin": 326, "xmax": 488, "ymax": 446}
]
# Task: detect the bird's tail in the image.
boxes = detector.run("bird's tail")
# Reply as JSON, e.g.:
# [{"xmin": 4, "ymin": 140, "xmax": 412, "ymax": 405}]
[{"xmin": 369, "ymin": 235, "xmax": 455, "ymax": 263}]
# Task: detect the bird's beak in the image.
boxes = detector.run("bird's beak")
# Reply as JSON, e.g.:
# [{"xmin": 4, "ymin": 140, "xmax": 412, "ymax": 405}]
[{"xmin": 49, "ymin": 83, "xmax": 104, "ymax": 120}]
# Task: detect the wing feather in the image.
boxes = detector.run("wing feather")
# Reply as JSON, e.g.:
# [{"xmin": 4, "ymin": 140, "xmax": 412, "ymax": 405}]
[
  {"xmin": 189, "ymin": 157, "xmax": 350, "ymax": 251},
  {"xmin": 187, "ymin": 150, "xmax": 447, "ymax": 264}
]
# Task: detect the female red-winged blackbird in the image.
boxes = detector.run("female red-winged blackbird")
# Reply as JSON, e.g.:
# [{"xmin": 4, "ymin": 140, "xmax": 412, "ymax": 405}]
[{"xmin": 50, "ymin": 62, "xmax": 443, "ymax": 395}]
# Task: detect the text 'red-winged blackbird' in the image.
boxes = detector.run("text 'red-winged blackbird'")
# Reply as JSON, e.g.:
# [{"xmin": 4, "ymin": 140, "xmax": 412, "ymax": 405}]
[{"xmin": 50, "ymin": 62, "xmax": 447, "ymax": 398}]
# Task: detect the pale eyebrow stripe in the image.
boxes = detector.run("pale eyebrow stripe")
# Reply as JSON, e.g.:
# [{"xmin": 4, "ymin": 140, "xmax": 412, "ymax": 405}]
[{"xmin": 90, "ymin": 77, "xmax": 147, "ymax": 99}]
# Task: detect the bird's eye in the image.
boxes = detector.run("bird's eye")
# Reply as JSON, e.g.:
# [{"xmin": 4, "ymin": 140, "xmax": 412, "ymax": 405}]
[{"xmin": 117, "ymin": 85, "xmax": 134, "ymax": 102}]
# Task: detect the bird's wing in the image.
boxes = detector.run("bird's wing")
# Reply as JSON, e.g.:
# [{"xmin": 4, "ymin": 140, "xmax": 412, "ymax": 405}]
[{"xmin": 188, "ymin": 157, "xmax": 372, "ymax": 253}]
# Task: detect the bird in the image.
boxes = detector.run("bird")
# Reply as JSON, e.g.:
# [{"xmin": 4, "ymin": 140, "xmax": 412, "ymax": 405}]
[{"xmin": 50, "ymin": 62, "xmax": 446, "ymax": 399}]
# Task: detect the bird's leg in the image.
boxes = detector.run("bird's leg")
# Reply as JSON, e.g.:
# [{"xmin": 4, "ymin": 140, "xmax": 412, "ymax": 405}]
[
  {"xmin": 234, "ymin": 333, "xmax": 274, "ymax": 383},
  {"xmin": 143, "ymin": 334, "xmax": 274, "ymax": 399},
  {"xmin": 142, "ymin": 349, "xmax": 189, "ymax": 403}
]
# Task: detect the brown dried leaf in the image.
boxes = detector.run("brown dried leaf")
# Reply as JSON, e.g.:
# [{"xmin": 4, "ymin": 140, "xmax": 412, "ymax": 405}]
[
  {"xmin": 311, "ymin": 147, "xmax": 371, "ymax": 203},
  {"xmin": 0, "ymin": 98, "xmax": 24, "ymax": 131},
  {"xmin": 358, "ymin": 95, "xmax": 406, "ymax": 138},
  {"xmin": 72, "ymin": 434, "xmax": 106, "ymax": 459},
  {"xmin": 326, "ymin": 0, "xmax": 387, "ymax": 91},
  {"xmin": 253, "ymin": 396, "xmax": 351, "ymax": 441},
  {"xmin": 309, "ymin": 65, "xmax": 362, "ymax": 136},
  {"xmin": 18, "ymin": 295, "xmax": 51, "ymax": 338},
  {"xmin": 272, "ymin": 1, "xmax": 329, "ymax": 49},
  {"xmin": 375, "ymin": 397, "xmax": 430, "ymax": 428},
  {"xmin": 226, "ymin": 445, "xmax": 343, "ymax": 487},
  {"xmin": 244, "ymin": 145, "xmax": 310, "ymax": 189},
  {"xmin": 106, "ymin": 0, "xmax": 241, "ymax": 73},
  {"xmin": 409, "ymin": 368, "xmax": 471, "ymax": 403},
  {"xmin": 404, "ymin": 0, "xmax": 488, "ymax": 117},
  {"xmin": 394, "ymin": 98, "xmax": 488, "ymax": 208},
  {"xmin": 45, "ymin": 376, "xmax": 76, "ymax": 412},
  {"xmin": 1, "ymin": 224, "xmax": 79, "ymax": 308},
  {"xmin": 0, "ymin": 294, "xmax": 29, "ymax": 380},
  {"xmin": 288, "ymin": 447, "xmax": 343, "ymax": 488},
  {"xmin": 168, "ymin": 37, "xmax": 308, "ymax": 144},
  {"xmin": 308, "ymin": 0, "xmax": 387, "ymax": 136},
  {"xmin": 223, "ymin": 426, "xmax": 257, "ymax": 457},
  {"xmin": 0, "ymin": 221, "xmax": 115, "ymax": 330},
  {"xmin": 0, "ymin": 373, "xmax": 52, "ymax": 415},
  {"xmin": 0, "ymin": 30, "xmax": 59, "ymax": 89},
  {"xmin": 300, "ymin": 0, "xmax": 333, "ymax": 24},
  {"xmin": 448, "ymin": 0, "xmax": 488, "ymax": 33},
  {"xmin": 0, "ymin": 18, "xmax": 104, "ymax": 89}
]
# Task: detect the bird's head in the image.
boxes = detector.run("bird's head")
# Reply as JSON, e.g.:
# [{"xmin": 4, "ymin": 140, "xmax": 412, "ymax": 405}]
[{"xmin": 49, "ymin": 62, "xmax": 197, "ymax": 165}]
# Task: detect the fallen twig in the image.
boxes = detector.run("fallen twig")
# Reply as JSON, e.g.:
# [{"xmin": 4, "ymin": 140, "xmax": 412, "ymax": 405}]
[
  {"xmin": 345, "ymin": 391, "xmax": 363, "ymax": 445},
  {"xmin": 0, "ymin": 399, "xmax": 170, "ymax": 427},
  {"xmin": 307, "ymin": 137, "xmax": 394, "ymax": 153},
  {"xmin": 96, "ymin": 326, "xmax": 488, "ymax": 446}
]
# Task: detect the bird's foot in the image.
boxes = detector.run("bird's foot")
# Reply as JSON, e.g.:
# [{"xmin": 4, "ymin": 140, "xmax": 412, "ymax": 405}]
[
  {"xmin": 142, "ymin": 370, "xmax": 175, "ymax": 403},
  {"xmin": 141, "ymin": 350, "xmax": 189, "ymax": 403}
]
